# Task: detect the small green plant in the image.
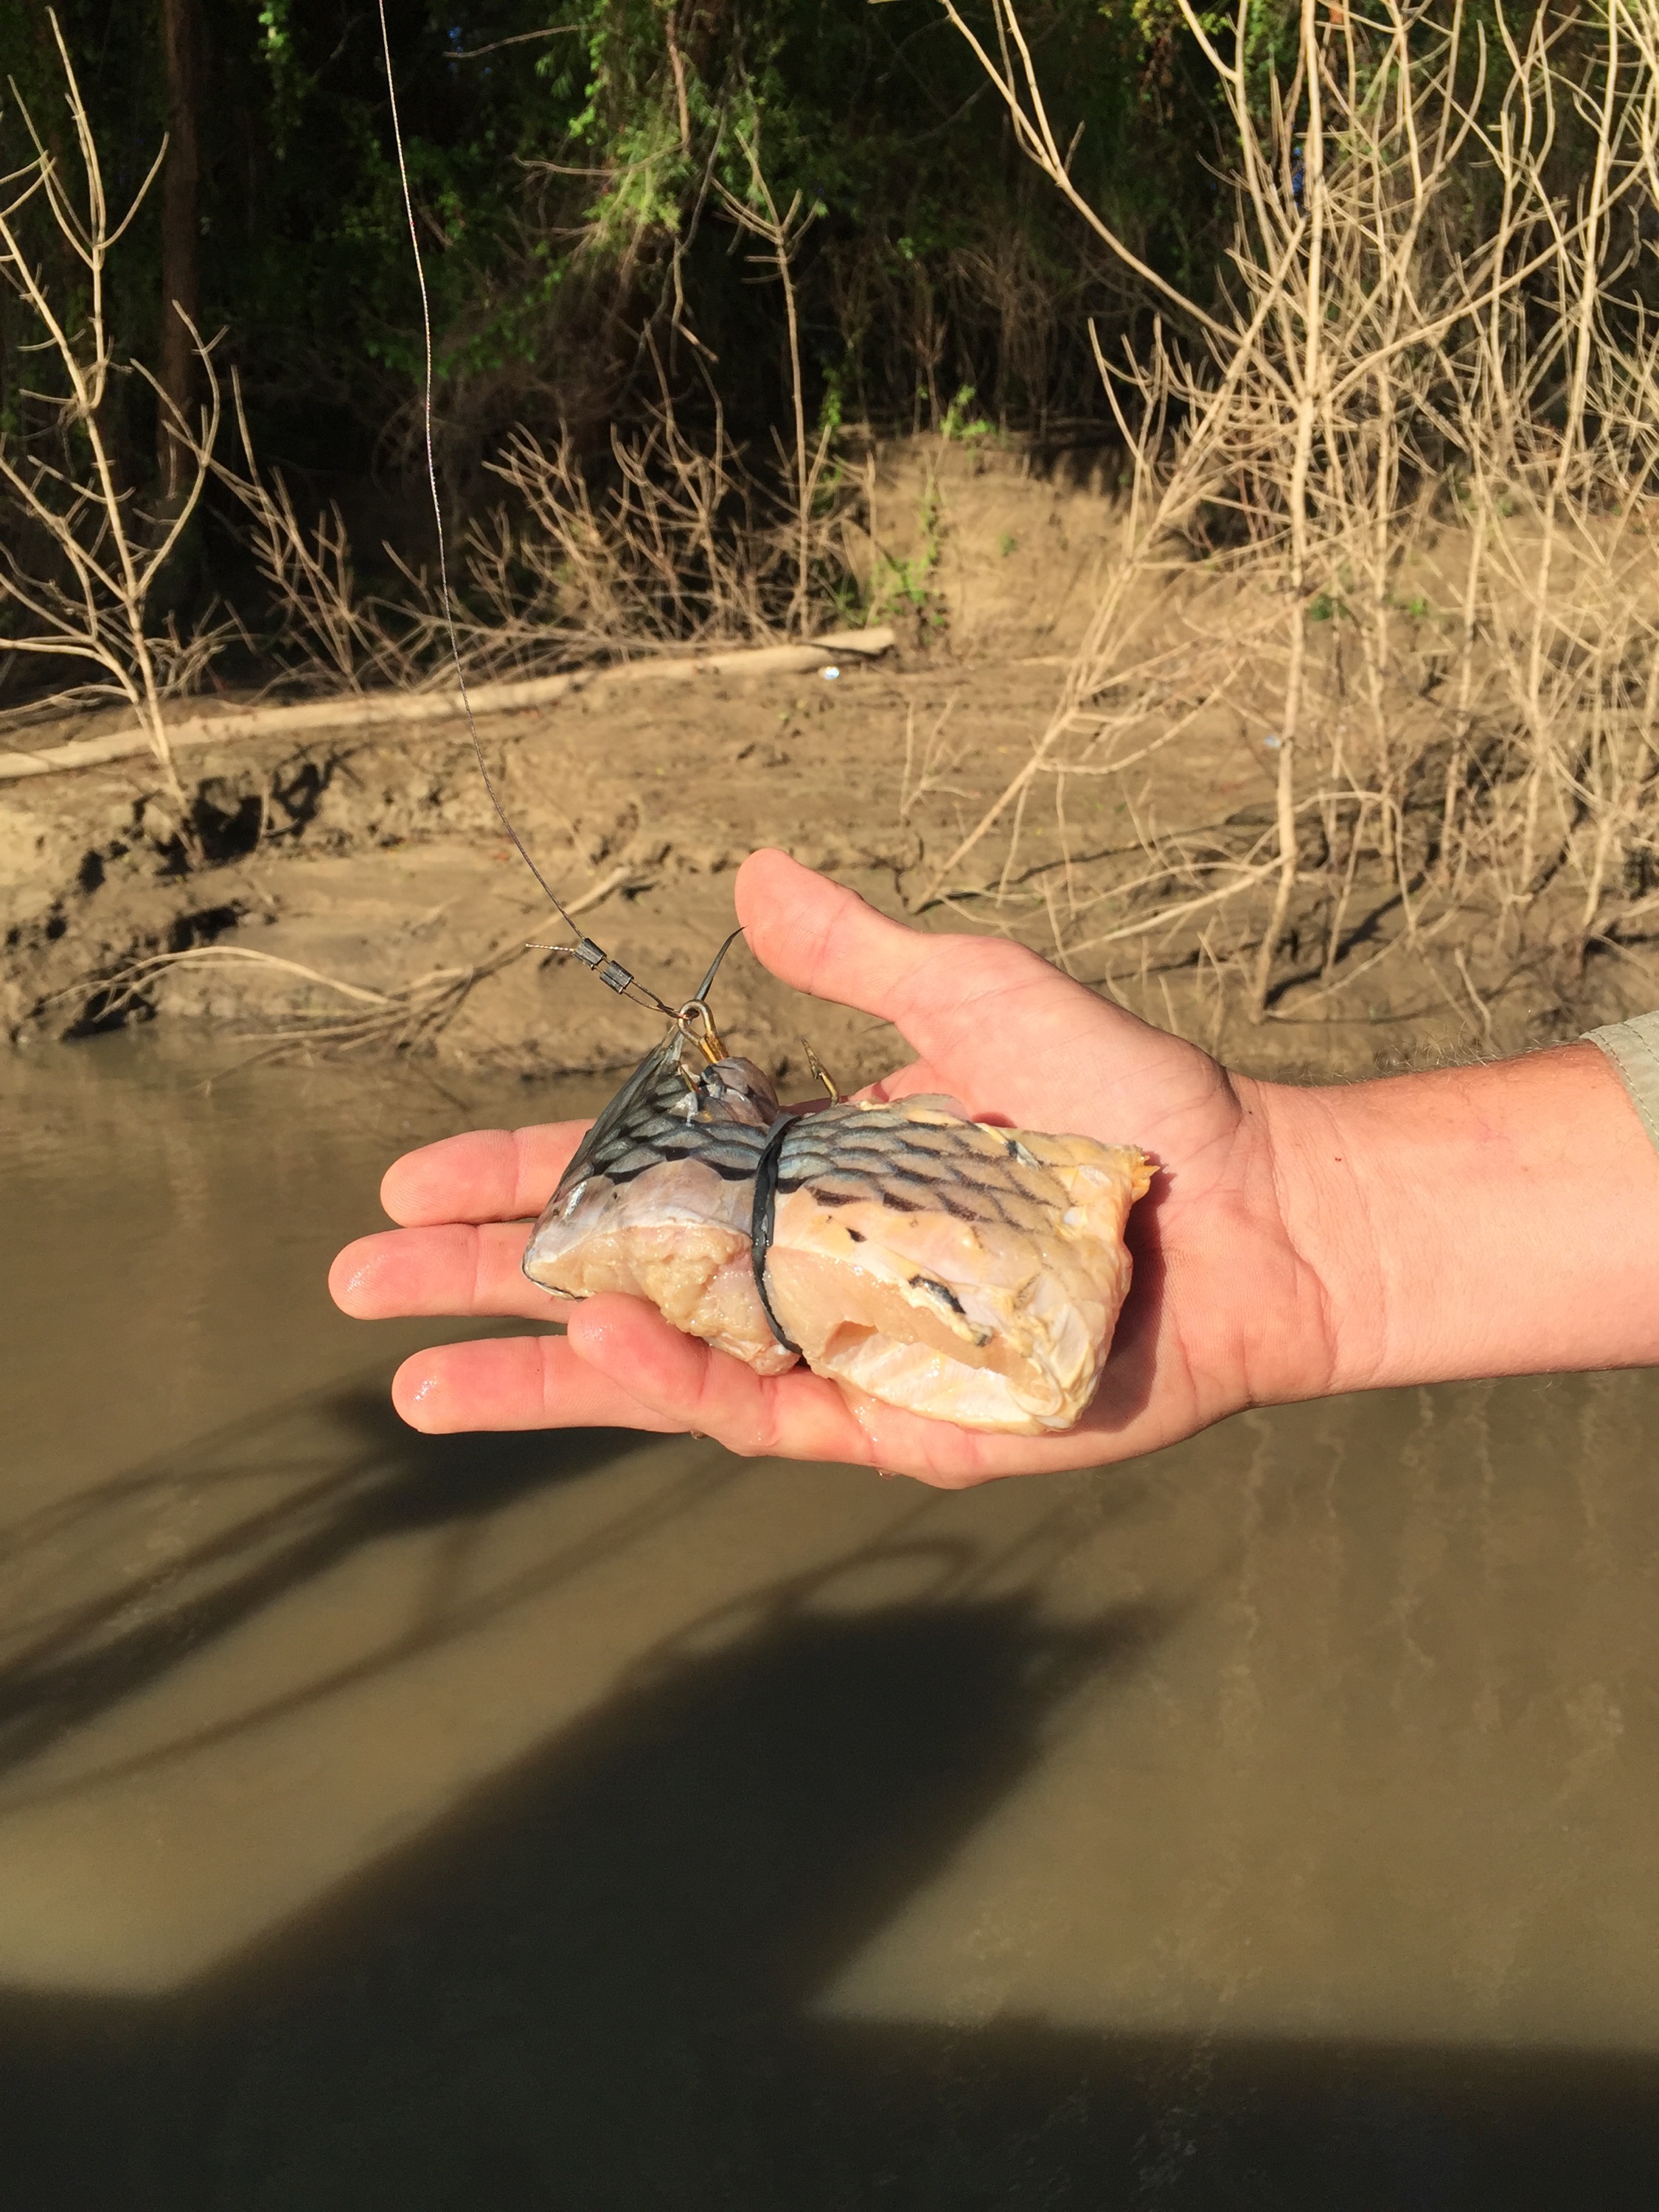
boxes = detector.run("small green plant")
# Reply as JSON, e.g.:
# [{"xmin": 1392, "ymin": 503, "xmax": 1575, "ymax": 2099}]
[
  {"xmin": 864, "ymin": 466, "xmax": 947, "ymax": 634},
  {"xmin": 867, "ymin": 546, "xmax": 944, "ymax": 630},
  {"xmin": 938, "ymin": 384, "xmax": 998, "ymax": 449}
]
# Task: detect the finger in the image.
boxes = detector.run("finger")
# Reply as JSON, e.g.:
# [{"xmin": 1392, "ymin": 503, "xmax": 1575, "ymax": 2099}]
[
  {"xmin": 331, "ymin": 1221, "xmax": 551, "ymax": 1320},
  {"xmin": 566, "ymin": 1294, "xmax": 872, "ymax": 1461},
  {"xmin": 736, "ymin": 848, "xmax": 1025, "ymax": 1055},
  {"xmin": 380, "ymin": 1123, "xmax": 588, "ymax": 1228},
  {"xmin": 564, "ymin": 1294, "xmax": 1089, "ymax": 1487},
  {"xmin": 392, "ymin": 1332, "xmax": 684, "ymax": 1434}
]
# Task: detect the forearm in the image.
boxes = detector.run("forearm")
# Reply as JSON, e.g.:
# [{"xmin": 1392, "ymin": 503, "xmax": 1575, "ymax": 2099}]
[{"xmin": 1260, "ymin": 1040, "xmax": 1659, "ymax": 1392}]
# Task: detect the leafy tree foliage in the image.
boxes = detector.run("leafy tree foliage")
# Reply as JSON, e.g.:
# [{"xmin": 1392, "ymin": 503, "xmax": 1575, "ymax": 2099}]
[{"xmin": 1, "ymin": 0, "xmax": 1220, "ymax": 518}]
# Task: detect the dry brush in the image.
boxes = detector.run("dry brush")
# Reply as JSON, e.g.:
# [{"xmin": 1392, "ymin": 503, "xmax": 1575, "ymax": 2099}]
[{"xmin": 930, "ymin": 0, "xmax": 1659, "ymax": 1035}]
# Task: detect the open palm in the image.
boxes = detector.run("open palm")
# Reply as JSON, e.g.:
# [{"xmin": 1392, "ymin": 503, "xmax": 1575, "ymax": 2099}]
[{"xmin": 330, "ymin": 850, "xmax": 1340, "ymax": 1486}]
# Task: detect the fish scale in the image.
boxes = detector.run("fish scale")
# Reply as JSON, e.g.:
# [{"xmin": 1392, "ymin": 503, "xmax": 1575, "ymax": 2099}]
[
  {"xmin": 562, "ymin": 1040, "xmax": 773, "ymax": 1190},
  {"xmin": 776, "ymin": 1105, "xmax": 1060, "ymax": 1232}
]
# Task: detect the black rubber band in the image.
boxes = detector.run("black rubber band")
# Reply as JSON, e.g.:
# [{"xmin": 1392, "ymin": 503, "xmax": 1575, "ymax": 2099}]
[{"xmin": 751, "ymin": 1114, "xmax": 801, "ymax": 1354}]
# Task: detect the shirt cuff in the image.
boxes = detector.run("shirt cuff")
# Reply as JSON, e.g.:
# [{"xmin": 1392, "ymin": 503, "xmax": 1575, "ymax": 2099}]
[{"xmin": 1585, "ymin": 1012, "xmax": 1659, "ymax": 1152}]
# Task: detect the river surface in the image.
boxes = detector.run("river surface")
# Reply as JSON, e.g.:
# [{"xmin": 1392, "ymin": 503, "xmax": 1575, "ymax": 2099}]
[{"xmin": 4, "ymin": 1032, "xmax": 1659, "ymax": 2208}]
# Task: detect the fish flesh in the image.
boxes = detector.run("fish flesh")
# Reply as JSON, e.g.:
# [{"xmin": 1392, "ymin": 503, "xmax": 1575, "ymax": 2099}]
[{"xmin": 522, "ymin": 1022, "xmax": 1151, "ymax": 1436}]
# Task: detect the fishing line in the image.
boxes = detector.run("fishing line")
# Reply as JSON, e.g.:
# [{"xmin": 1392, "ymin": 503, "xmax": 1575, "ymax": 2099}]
[{"xmin": 373, "ymin": 0, "xmax": 679, "ymax": 1023}]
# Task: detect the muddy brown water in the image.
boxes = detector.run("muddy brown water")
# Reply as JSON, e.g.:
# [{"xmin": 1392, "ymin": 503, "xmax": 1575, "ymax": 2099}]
[{"xmin": 4, "ymin": 1035, "xmax": 1659, "ymax": 2208}]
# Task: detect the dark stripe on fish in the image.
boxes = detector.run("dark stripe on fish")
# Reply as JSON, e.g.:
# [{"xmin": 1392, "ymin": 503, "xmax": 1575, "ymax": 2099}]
[{"xmin": 750, "ymin": 1113, "xmax": 803, "ymax": 1355}]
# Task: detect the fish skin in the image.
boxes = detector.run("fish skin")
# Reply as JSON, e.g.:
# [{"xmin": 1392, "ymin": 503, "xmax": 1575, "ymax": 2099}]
[
  {"xmin": 766, "ymin": 1104, "xmax": 1151, "ymax": 1434},
  {"xmin": 521, "ymin": 1040, "xmax": 1151, "ymax": 1432},
  {"xmin": 521, "ymin": 1045, "xmax": 799, "ymax": 1374},
  {"xmin": 552, "ymin": 1036, "xmax": 779, "ymax": 1193}
]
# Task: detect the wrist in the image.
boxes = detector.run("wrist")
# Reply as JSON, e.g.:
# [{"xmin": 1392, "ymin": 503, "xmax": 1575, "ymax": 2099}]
[
  {"xmin": 1251, "ymin": 1073, "xmax": 1406, "ymax": 1396},
  {"xmin": 1240, "ymin": 1073, "xmax": 1388, "ymax": 1399},
  {"xmin": 1255, "ymin": 1041, "xmax": 1659, "ymax": 1394}
]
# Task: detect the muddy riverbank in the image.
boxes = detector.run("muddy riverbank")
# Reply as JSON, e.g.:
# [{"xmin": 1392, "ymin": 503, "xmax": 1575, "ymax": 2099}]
[{"xmin": 3, "ymin": 445, "xmax": 1647, "ymax": 1090}]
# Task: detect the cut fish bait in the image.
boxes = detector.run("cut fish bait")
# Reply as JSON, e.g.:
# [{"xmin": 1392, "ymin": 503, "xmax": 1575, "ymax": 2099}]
[
  {"xmin": 759, "ymin": 1099, "xmax": 1150, "ymax": 1433},
  {"xmin": 522, "ymin": 1028, "xmax": 1151, "ymax": 1436}
]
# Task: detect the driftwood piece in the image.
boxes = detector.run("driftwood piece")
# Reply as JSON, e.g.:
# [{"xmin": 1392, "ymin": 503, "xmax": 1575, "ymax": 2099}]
[{"xmin": 0, "ymin": 627, "xmax": 895, "ymax": 784}]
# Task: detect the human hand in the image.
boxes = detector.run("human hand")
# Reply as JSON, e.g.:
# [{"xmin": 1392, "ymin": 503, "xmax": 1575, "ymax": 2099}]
[{"xmin": 330, "ymin": 850, "xmax": 1352, "ymax": 1485}]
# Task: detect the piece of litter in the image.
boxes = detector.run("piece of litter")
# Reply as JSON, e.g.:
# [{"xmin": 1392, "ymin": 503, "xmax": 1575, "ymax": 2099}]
[
  {"xmin": 1264, "ymin": 734, "xmax": 1281, "ymax": 748},
  {"xmin": 821, "ymin": 665, "xmax": 841, "ymax": 681}
]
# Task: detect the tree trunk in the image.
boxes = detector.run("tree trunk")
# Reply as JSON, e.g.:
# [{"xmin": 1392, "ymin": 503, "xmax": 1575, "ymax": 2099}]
[{"xmin": 156, "ymin": 0, "xmax": 201, "ymax": 501}]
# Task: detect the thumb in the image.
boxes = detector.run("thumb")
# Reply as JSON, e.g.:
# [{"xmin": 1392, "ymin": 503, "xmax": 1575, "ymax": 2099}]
[
  {"xmin": 734, "ymin": 847, "xmax": 1089, "ymax": 1075},
  {"xmin": 733, "ymin": 851, "xmax": 1231, "ymax": 1141}
]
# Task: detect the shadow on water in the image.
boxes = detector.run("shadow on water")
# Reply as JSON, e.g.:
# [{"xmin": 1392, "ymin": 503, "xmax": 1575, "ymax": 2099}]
[
  {"xmin": 1, "ymin": 1528, "xmax": 1658, "ymax": 2212},
  {"xmin": 8, "ymin": 1043, "xmax": 1659, "ymax": 2205},
  {"xmin": 0, "ymin": 1390, "xmax": 649, "ymax": 1788}
]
